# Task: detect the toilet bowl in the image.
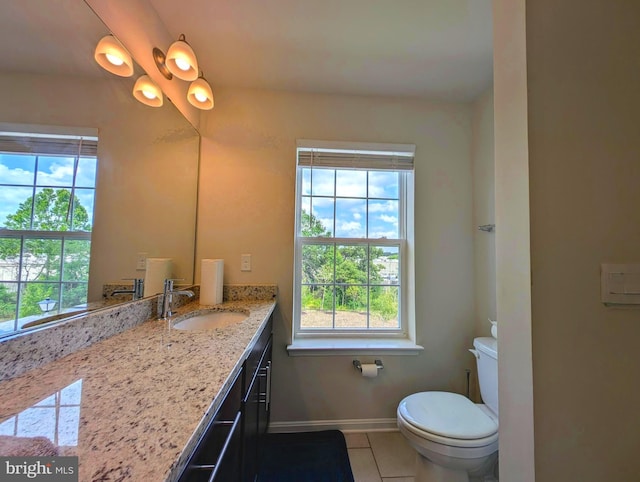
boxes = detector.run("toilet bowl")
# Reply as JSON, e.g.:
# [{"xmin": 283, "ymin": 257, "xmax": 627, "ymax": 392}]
[{"xmin": 397, "ymin": 337, "xmax": 499, "ymax": 482}]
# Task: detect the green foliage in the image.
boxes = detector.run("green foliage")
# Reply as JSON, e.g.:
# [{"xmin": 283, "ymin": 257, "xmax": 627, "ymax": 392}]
[
  {"xmin": 300, "ymin": 209, "xmax": 398, "ymax": 321},
  {"xmin": 0, "ymin": 189, "xmax": 92, "ymax": 324}
]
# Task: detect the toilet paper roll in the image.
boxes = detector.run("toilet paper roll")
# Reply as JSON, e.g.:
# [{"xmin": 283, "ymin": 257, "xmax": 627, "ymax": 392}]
[
  {"xmin": 200, "ymin": 259, "xmax": 224, "ymax": 305},
  {"xmin": 144, "ymin": 258, "xmax": 172, "ymax": 297},
  {"xmin": 361, "ymin": 364, "xmax": 379, "ymax": 378}
]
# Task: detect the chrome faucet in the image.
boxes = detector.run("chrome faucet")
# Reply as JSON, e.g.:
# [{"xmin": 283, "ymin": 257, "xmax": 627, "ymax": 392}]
[
  {"xmin": 111, "ymin": 278, "xmax": 145, "ymax": 301},
  {"xmin": 159, "ymin": 279, "xmax": 194, "ymax": 319}
]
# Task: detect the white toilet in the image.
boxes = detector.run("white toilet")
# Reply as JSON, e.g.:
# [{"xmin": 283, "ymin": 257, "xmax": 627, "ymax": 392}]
[{"xmin": 397, "ymin": 337, "xmax": 498, "ymax": 482}]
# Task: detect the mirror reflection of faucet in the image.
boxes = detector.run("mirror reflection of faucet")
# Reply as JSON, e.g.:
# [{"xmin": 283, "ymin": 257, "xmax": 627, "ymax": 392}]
[
  {"xmin": 111, "ymin": 278, "xmax": 145, "ymax": 301},
  {"xmin": 159, "ymin": 279, "xmax": 195, "ymax": 319}
]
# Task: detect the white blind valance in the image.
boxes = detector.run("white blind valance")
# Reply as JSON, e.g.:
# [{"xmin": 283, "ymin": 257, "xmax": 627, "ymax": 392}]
[
  {"xmin": 0, "ymin": 134, "xmax": 98, "ymax": 157},
  {"xmin": 297, "ymin": 140, "xmax": 415, "ymax": 171}
]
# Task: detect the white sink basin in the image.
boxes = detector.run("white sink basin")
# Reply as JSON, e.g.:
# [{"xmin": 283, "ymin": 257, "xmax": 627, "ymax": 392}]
[{"xmin": 172, "ymin": 311, "xmax": 248, "ymax": 331}]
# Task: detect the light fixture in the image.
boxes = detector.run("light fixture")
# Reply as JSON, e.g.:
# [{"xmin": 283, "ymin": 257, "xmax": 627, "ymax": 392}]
[
  {"xmin": 165, "ymin": 34, "xmax": 199, "ymax": 81},
  {"xmin": 133, "ymin": 75, "xmax": 163, "ymax": 107},
  {"xmin": 187, "ymin": 75, "xmax": 214, "ymax": 110},
  {"xmin": 38, "ymin": 298, "xmax": 57, "ymax": 313},
  {"xmin": 94, "ymin": 35, "xmax": 134, "ymax": 77}
]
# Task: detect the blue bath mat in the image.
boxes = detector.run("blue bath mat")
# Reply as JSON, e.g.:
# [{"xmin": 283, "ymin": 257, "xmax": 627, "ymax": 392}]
[{"xmin": 257, "ymin": 430, "xmax": 355, "ymax": 482}]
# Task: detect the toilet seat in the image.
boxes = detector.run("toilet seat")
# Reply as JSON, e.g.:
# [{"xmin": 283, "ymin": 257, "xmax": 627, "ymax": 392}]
[{"xmin": 398, "ymin": 392, "xmax": 498, "ymax": 448}]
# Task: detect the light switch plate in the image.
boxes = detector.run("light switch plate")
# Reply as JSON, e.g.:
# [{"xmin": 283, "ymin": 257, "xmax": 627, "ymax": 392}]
[{"xmin": 241, "ymin": 254, "xmax": 251, "ymax": 272}]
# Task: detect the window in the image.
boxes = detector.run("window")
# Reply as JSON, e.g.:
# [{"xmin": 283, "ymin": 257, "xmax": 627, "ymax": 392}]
[
  {"xmin": 0, "ymin": 131, "xmax": 98, "ymax": 336},
  {"xmin": 291, "ymin": 140, "xmax": 420, "ymax": 353}
]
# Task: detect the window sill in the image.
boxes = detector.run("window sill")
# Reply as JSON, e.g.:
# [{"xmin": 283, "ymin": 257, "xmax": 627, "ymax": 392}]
[{"xmin": 287, "ymin": 338, "xmax": 424, "ymax": 356}]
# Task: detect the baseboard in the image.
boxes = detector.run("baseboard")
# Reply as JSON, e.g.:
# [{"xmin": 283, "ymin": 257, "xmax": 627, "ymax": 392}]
[{"xmin": 268, "ymin": 418, "xmax": 398, "ymax": 433}]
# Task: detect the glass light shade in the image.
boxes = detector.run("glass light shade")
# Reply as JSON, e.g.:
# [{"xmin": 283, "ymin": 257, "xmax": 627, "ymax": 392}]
[
  {"xmin": 187, "ymin": 77, "xmax": 214, "ymax": 110},
  {"xmin": 133, "ymin": 75, "xmax": 163, "ymax": 107},
  {"xmin": 94, "ymin": 35, "xmax": 134, "ymax": 77},
  {"xmin": 165, "ymin": 37, "xmax": 199, "ymax": 81},
  {"xmin": 38, "ymin": 298, "xmax": 57, "ymax": 312}
]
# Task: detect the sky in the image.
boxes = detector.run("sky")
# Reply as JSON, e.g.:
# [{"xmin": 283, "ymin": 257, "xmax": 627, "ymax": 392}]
[
  {"xmin": 301, "ymin": 168, "xmax": 400, "ymax": 239},
  {"xmin": 0, "ymin": 153, "xmax": 96, "ymax": 228}
]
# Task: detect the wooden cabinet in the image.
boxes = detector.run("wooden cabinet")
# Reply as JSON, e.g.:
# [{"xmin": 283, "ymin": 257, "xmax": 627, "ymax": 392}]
[{"xmin": 179, "ymin": 315, "xmax": 273, "ymax": 482}]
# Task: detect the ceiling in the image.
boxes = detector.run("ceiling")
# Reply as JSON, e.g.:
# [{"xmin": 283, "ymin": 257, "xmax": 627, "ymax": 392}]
[{"xmin": 0, "ymin": 0, "xmax": 493, "ymax": 102}]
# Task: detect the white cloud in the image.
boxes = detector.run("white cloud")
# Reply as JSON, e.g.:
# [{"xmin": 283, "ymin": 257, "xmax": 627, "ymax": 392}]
[{"xmin": 378, "ymin": 214, "xmax": 398, "ymax": 224}]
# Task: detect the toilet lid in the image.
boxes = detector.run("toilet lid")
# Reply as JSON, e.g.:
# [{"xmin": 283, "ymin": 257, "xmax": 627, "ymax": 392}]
[{"xmin": 398, "ymin": 392, "xmax": 498, "ymax": 440}]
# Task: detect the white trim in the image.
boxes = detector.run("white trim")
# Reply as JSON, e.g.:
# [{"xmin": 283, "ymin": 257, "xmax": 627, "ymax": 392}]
[
  {"xmin": 268, "ymin": 418, "xmax": 399, "ymax": 434},
  {"xmin": 287, "ymin": 337, "xmax": 423, "ymax": 356}
]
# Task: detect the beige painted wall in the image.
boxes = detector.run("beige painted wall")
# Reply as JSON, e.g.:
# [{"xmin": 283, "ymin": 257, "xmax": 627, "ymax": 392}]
[
  {"xmin": 471, "ymin": 88, "xmax": 496, "ymax": 338},
  {"xmin": 0, "ymin": 72, "xmax": 199, "ymax": 301},
  {"xmin": 197, "ymin": 88, "xmax": 477, "ymax": 423},
  {"xmin": 526, "ymin": 0, "xmax": 640, "ymax": 480},
  {"xmin": 493, "ymin": 0, "xmax": 536, "ymax": 480}
]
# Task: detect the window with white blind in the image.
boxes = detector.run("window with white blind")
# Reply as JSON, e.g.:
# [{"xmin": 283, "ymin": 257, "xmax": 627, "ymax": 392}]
[
  {"xmin": 0, "ymin": 130, "xmax": 98, "ymax": 336},
  {"xmin": 290, "ymin": 140, "xmax": 421, "ymax": 354}
]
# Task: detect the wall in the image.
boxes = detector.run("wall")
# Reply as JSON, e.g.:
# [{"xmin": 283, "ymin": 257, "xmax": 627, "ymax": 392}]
[
  {"xmin": 493, "ymin": 1, "xmax": 536, "ymax": 480},
  {"xmin": 471, "ymin": 88, "xmax": 496, "ymax": 338},
  {"xmin": 526, "ymin": 1, "xmax": 640, "ymax": 480},
  {"xmin": 0, "ymin": 72, "xmax": 199, "ymax": 301},
  {"xmin": 196, "ymin": 87, "xmax": 477, "ymax": 426}
]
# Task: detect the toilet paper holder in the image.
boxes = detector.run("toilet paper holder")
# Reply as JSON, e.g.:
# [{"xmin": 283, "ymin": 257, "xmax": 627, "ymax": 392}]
[{"xmin": 353, "ymin": 359, "xmax": 384, "ymax": 372}]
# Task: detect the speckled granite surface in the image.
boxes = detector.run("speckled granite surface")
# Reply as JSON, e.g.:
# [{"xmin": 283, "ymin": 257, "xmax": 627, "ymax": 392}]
[{"xmin": 0, "ymin": 299, "xmax": 275, "ymax": 482}]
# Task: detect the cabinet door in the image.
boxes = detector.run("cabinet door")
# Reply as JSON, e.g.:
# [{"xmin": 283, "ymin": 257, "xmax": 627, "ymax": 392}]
[
  {"xmin": 257, "ymin": 338, "xmax": 273, "ymax": 436},
  {"xmin": 179, "ymin": 370, "xmax": 243, "ymax": 482}
]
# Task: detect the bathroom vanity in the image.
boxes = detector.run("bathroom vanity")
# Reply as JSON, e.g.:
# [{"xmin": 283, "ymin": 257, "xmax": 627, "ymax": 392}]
[{"xmin": 0, "ymin": 294, "xmax": 276, "ymax": 482}]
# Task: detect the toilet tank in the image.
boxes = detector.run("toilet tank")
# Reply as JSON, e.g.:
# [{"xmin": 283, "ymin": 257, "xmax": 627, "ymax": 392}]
[{"xmin": 473, "ymin": 337, "xmax": 498, "ymax": 415}]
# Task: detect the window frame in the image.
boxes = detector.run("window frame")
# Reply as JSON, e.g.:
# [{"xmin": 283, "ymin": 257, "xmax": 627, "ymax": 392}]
[
  {"xmin": 291, "ymin": 140, "xmax": 420, "ymax": 353},
  {"xmin": 0, "ymin": 129, "xmax": 97, "ymax": 336}
]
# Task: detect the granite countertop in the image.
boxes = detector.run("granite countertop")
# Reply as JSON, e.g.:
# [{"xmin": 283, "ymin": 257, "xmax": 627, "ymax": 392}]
[{"xmin": 0, "ymin": 299, "xmax": 276, "ymax": 481}]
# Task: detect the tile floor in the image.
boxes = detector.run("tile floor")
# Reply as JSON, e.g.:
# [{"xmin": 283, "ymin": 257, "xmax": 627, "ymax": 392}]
[
  {"xmin": 344, "ymin": 431, "xmax": 499, "ymax": 482},
  {"xmin": 344, "ymin": 431, "xmax": 416, "ymax": 482}
]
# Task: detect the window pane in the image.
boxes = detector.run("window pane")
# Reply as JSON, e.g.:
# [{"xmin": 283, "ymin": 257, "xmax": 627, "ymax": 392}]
[
  {"xmin": 63, "ymin": 240, "xmax": 90, "ymax": 282},
  {"xmin": 71, "ymin": 189, "xmax": 94, "ymax": 230},
  {"xmin": 311, "ymin": 168, "xmax": 335, "ymax": 196},
  {"xmin": 0, "ymin": 237, "xmax": 21, "ymax": 281},
  {"xmin": 310, "ymin": 197, "xmax": 334, "ymax": 236},
  {"xmin": 369, "ymin": 171, "xmax": 399, "ymax": 199},
  {"xmin": 301, "ymin": 285, "xmax": 334, "ymax": 328},
  {"xmin": 335, "ymin": 299, "xmax": 368, "ymax": 329},
  {"xmin": 61, "ymin": 283, "xmax": 87, "ymax": 310},
  {"xmin": 36, "ymin": 156, "xmax": 75, "ymax": 186},
  {"xmin": 336, "ymin": 169, "xmax": 366, "ymax": 197},
  {"xmin": 19, "ymin": 283, "xmax": 60, "ymax": 318},
  {"xmin": 300, "ymin": 197, "xmax": 311, "ymax": 235},
  {"xmin": 32, "ymin": 188, "xmax": 73, "ymax": 231},
  {"xmin": 373, "ymin": 246, "xmax": 399, "ymax": 285},
  {"xmin": 0, "ymin": 153, "xmax": 36, "ymax": 186},
  {"xmin": 0, "ymin": 282, "xmax": 18, "ymax": 333},
  {"xmin": 60, "ymin": 379, "xmax": 83, "ymax": 405},
  {"xmin": 0, "ymin": 187, "xmax": 34, "ymax": 229},
  {"xmin": 335, "ymin": 198, "xmax": 366, "ymax": 237},
  {"xmin": 22, "ymin": 238, "xmax": 62, "ymax": 281},
  {"xmin": 336, "ymin": 245, "xmax": 368, "ymax": 285},
  {"xmin": 16, "ymin": 407, "xmax": 56, "ymax": 440},
  {"xmin": 370, "ymin": 286, "xmax": 399, "ymax": 329},
  {"xmin": 368, "ymin": 200, "xmax": 399, "ymax": 238},
  {"xmin": 301, "ymin": 168, "xmax": 311, "ymax": 196},
  {"xmin": 76, "ymin": 157, "xmax": 97, "ymax": 188},
  {"xmin": 302, "ymin": 244, "xmax": 334, "ymax": 284},
  {"xmin": 58, "ymin": 406, "xmax": 81, "ymax": 446}
]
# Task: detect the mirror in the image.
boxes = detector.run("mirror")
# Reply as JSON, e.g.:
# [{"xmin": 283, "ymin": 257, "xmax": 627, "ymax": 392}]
[{"xmin": 0, "ymin": 0, "xmax": 200, "ymax": 336}]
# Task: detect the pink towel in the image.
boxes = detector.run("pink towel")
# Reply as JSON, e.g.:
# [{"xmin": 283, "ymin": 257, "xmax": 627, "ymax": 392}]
[{"xmin": 0, "ymin": 435, "xmax": 59, "ymax": 456}]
